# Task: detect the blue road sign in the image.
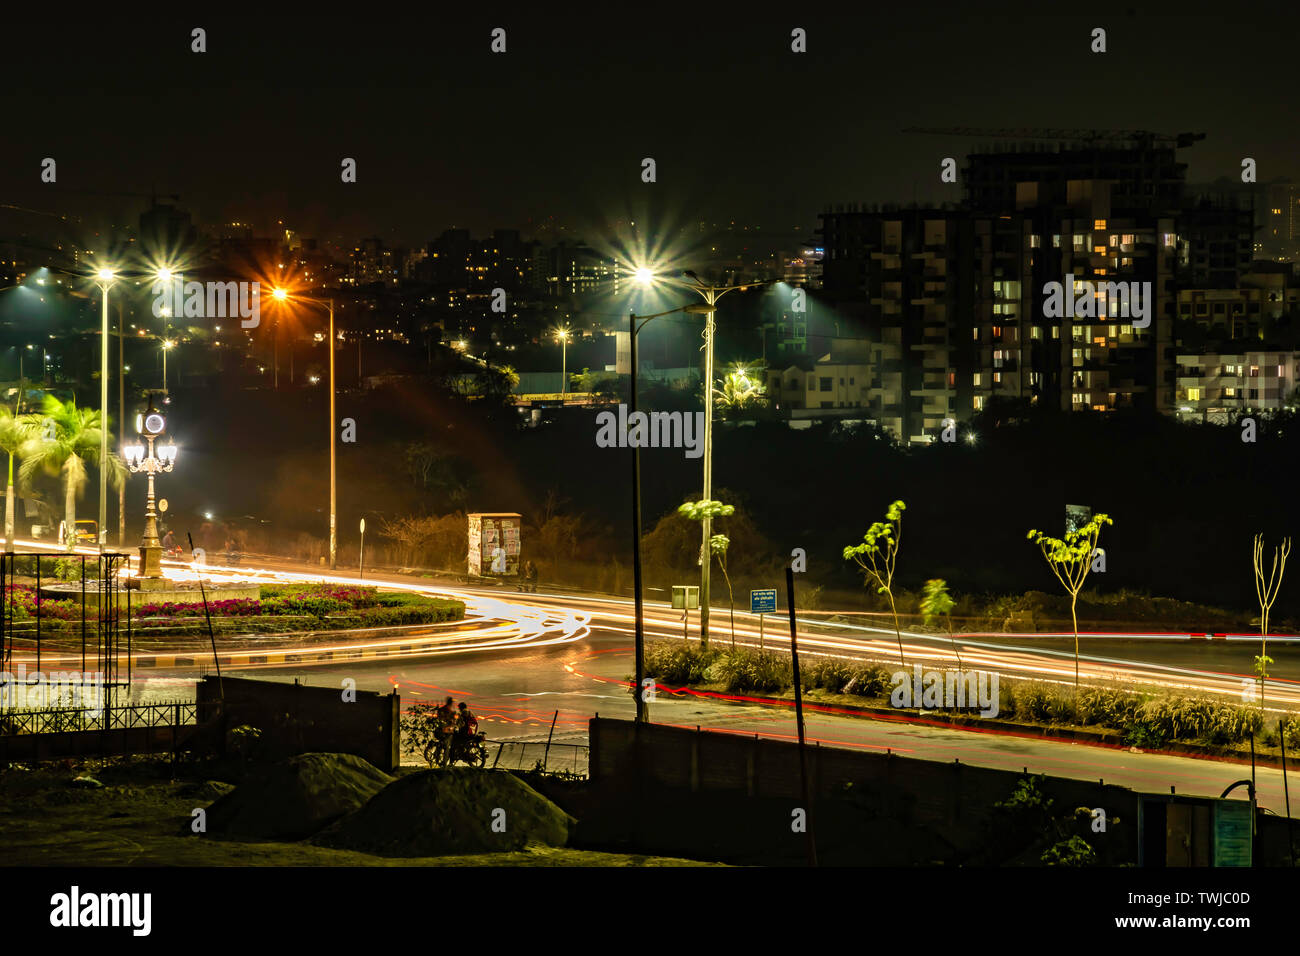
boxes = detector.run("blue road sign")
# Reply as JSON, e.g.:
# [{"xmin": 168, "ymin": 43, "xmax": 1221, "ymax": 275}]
[{"xmin": 750, "ymin": 589, "xmax": 777, "ymax": 614}]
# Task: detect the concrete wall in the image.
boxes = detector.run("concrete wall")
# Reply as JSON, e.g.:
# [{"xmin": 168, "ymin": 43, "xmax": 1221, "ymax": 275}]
[
  {"xmin": 589, "ymin": 718, "xmax": 1292, "ymax": 865},
  {"xmin": 196, "ymin": 676, "xmax": 399, "ymax": 772},
  {"xmin": 0, "ymin": 723, "xmax": 197, "ymax": 762}
]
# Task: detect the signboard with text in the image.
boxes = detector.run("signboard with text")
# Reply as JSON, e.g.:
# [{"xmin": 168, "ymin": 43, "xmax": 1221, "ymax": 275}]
[{"xmin": 750, "ymin": 589, "xmax": 777, "ymax": 614}]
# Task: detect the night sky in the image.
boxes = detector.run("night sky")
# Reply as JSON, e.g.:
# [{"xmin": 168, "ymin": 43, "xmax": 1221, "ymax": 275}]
[{"xmin": 1, "ymin": 4, "xmax": 1296, "ymax": 243}]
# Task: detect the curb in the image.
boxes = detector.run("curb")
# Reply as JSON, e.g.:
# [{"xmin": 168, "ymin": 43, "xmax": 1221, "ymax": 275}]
[{"xmin": 669, "ymin": 685, "xmax": 1297, "ymax": 772}]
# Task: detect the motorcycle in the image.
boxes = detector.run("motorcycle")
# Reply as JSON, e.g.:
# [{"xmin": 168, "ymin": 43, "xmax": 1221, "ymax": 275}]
[{"xmin": 443, "ymin": 731, "xmax": 489, "ymax": 768}]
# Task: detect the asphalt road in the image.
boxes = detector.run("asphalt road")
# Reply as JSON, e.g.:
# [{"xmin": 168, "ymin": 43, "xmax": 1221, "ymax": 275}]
[
  {"xmin": 16, "ymin": 544, "xmax": 1298, "ymax": 814},
  {"xmin": 122, "ymin": 605, "xmax": 1300, "ymax": 818}
]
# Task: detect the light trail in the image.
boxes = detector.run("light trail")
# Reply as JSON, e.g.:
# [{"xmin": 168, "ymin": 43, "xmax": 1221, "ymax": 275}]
[
  {"xmin": 13, "ymin": 539, "xmax": 1295, "ymax": 710},
  {"xmin": 5, "ymin": 540, "xmax": 590, "ymax": 669}
]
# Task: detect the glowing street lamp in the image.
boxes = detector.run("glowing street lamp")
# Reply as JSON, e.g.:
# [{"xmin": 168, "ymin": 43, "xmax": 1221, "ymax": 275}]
[
  {"xmin": 161, "ymin": 339, "xmax": 175, "ymax": 390},
  {"xmin": 94, "ymin": 267, "xmax": 117, "ymax": 551},
  {"xmin": 271, "ymin": 288, "xmax": 338, "ymax": 570},
  {"xmin": 555, "ymin": 326, "xmax": 571, "ymax": 395},
  {"xmin": 124, "ymin": 399, "xmax": 177, "ymax": 588},
  {"xmin": 623, "ymin": 290, "xmax": 705, "ymax": 722},
  {"xmin": 631, "ymin": 265, "xmax": 787, "ymax": 646}
]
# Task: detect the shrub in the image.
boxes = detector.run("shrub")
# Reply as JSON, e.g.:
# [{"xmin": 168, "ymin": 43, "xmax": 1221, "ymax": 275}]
[
  {"xmin": 805, "ymin": 658, "xmax": 855, "ymax": 693},
  {"xmin": 1007, "ymin": 682, "xmax": 1074, "ymax": 724},
  {"xmin": 1076, "ymin": 687, "xmax": 1145, "ymax": 728},
  {"xmin": 843, "ymin": 662, "xmax": 895, "ymax": 698},
  {"xmin": 707, "ymin": 650, "xmax": 791, "ymax": 694},
  {"xmin": 644, "ymin": 642, "xmax": 720, "ymax": 685},
  {"xmin": 1283, "ymin": 717, "xmax": 1300, "ymax": 752}
]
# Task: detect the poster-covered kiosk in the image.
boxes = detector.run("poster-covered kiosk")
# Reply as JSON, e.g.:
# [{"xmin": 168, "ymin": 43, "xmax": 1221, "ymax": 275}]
[{"xmin": 467, "ymin": 512, "xmax": 522, "ymax": 578}]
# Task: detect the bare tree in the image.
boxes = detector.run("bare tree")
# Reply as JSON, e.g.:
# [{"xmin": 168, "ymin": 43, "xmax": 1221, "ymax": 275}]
[{"xmin": 1252, "ymin": 533, "xmax": 1291, "ymax": 711}]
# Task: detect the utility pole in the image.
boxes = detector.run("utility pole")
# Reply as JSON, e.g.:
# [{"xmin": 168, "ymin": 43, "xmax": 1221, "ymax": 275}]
[
  {"xmin": 118, "ymin": 300, "xmax": 126, "ymax": 547},
  {"xmin": 630, "ymin": 312, "xmax": 646, "ymax": 724}
]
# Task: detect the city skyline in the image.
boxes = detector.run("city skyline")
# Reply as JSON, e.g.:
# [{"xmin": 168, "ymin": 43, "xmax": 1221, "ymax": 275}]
[{"xmin": 2, "ymin": 9, "xmax": 1297, "ymax": 239}]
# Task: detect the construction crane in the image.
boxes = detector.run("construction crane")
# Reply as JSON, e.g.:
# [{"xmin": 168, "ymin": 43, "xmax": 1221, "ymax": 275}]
[{"xmin": 902, "ymin": 128, "xmax": 1205, "ymax": 149}]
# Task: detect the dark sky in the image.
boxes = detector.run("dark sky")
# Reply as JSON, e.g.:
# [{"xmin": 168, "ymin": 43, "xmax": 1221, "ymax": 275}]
[{"xmin": 1, "ymin": 3, "xmax": 1296, "ymax": 245}]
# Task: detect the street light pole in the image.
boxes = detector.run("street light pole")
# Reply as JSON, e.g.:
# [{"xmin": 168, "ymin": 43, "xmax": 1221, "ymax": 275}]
[
  {"xmin": 698, "ymin": 288, "xmax": 718, "ymax": 645},
  {"xmin": 559, "ymin": 329, "xmax": 568, "ymax": 395},
  {"xmin": 328, "ymin": 298, "xmax": 336, "ymax": 571},
  {"xmin": 95, "ymin": 270, "xmax": 115, "ymax": 554},
  {"xmin": 678, "ymin": 272, "xmax": 786, "ymax": 647},
  {"xmin": 626, "ymin": 267, "xmax": 789, "ymax": 651},
  {"xmin": 630, "ymin": 311, "xmax": 645, "ymax": 723},
  {"xmin": 118, "ymin": 300, "xmax": 125, "ymax": 547},
  {"xmin": 270, "ymin": 288, "xmax": 338, "ymax": 570},
  {"xmin": 626, "ymin": 303, "xmax": 697, "ymax": 722}
]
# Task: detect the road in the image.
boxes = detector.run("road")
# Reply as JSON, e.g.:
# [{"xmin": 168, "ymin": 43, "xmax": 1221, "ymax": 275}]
[{"xmin": 9, "ymin": 542, "xmax": 1300, "ymax": 814}]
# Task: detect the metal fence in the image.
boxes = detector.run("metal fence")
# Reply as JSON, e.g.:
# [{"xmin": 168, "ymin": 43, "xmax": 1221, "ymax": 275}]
[
  {"xmin": 0, "ymin": 700, "xmax": 197, "ymax": 736},
  {"xmin": 489, "ymin": 739, "xmax": 589, "ymax": 776}
]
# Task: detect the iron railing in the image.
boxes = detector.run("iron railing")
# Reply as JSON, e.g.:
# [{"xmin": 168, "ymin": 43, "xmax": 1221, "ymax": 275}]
[
  {"xmin": 488, "ymin": 739, "xmax": 589, "ymax": 776},
  {"xmin": 0, "ymin": 699, "xmax": 197, "ymax": 736}
]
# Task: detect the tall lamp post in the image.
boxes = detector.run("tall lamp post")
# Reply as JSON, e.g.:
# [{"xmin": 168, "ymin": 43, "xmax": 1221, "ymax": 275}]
[
  {"xmin": 556, "ymin": 326, "xmax": 571, "ymax": 395},
  {"xmin": 627, "ymin": 297, "xmax": 706, "ymax": 722},
  {"xmin": 123, "ymin": 400, "xmax": 177, "ymax": 588},
  {"xmin": 94, "ymin": 268, "xmax": 117, "ymax": 553},
  {"xmin": 272, "ymin": 288, "xmax": 338, "ymax": 570},
  {"xmin": 638, "ymin": 268, "xmax": 786, "ymax": 646},
  {"xmin": 162, "ymin": 338, "xmax": 174, "ymax": 390}
]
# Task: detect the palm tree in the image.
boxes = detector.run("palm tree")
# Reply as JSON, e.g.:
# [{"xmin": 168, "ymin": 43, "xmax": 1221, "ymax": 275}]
[
  {"xmin": 0, "ymin": 405, "xmax": 35, "ymax": 547},
  {"xmin": 20, "ymin": 395, "xmax": 125, "ymax": 551}
]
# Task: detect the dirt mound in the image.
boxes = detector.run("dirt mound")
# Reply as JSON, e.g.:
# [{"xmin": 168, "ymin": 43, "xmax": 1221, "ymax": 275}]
[
  {"xmin": 315, "ymin": 768, "xmax": 573, "ymax": 856},
  {"xmin": 177, "ymin": 780, "xmax": 235, "ymax": 802},
  {"xmin": 202, "ymin": 753, "xmax": 393, "ymax": 840}
]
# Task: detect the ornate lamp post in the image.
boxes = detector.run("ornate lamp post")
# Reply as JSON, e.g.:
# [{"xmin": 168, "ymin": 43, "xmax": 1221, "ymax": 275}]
[{"xmin": 123, "ymin": 401, "xmax": 177, "ymax": 589}]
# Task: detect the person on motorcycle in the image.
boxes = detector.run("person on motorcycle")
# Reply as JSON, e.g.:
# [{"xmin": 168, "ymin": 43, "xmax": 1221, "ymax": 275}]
[
  {"xmin": 456, "ymin": 702, "xmax": 478, "ymax": 736},
  {"xmin": 450, "ymin": 701, "xmax": 478, "ymax": 761},
  {"xmin": 434, "ymin": 696, "xmax": 455, "ymax": 754}
]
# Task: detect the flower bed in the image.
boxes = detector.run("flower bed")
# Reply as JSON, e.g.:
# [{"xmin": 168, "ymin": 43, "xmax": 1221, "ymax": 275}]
[
  {"xmin": 4, "ymin": 583, "xmax": 464, "ymax": 634},
  {"xmin": 132, "ymin": 583, "xmax": 464, "ymax": 632},
  {"xmin": 3, "ymin": 586, "xmax": 82, "ymax": 621}
]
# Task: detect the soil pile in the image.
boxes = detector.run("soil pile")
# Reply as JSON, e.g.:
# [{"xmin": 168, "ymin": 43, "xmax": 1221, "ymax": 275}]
[
  {"xmin": 203, "ymin": 753, "xmax": 393, "ymax": 840},
  {"xmin": 316, "ymin": 768, "xmax": 573, "ymax": 856}
]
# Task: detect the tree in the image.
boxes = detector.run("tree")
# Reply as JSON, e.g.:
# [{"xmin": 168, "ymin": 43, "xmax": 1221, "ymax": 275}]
[
  {"xmin": 677, "ymin": 498, "xmax": 735, "ymax": 648},
  {"xmin": 921, "ymin": 578, "xmax": 960, "ymax": 670},
  {"xmin": 1251, "ymin": 533, "xmax": 1290, "ymax": 711},
  {"xmin": 1027, "ymin": 513, "xmax": 1112, "ymax": 692},
  {"xmin": 709, "ymin": 533, "xmax": 736, "ymax": 647},
  {"xmin": 20, "ymin": 395, "xmax": 125, "ymax": 551},
  {"xmin": 714, "ymin": 362, "xmax": 767, "ymax": 419},
  {"xmin": 844, "ymin": 499, "xmax": 907, "ymax": 665},
  {"xmin": 0, "ymin": 406, "xmax": 35, "ymax": 545}
]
